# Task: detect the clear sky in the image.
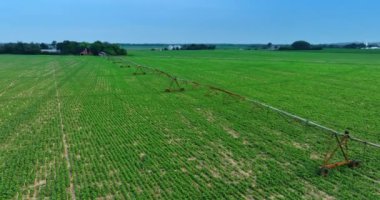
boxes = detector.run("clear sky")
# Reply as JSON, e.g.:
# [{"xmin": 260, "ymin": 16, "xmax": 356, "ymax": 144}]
[{"xmin": 1, "ymin": 0, "xmax": 379, "ymax": 44}]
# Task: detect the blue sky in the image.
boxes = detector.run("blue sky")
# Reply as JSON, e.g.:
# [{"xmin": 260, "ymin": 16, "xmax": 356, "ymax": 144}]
[{"xmin": 1, "ymin": 0, "xmax": 379, "ymax": 44}]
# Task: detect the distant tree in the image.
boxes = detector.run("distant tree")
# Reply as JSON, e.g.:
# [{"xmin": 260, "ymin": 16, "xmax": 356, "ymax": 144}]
[
  {"xmin": 291, "ymin": 41, "xmax": 311, "ymax": 50},
  {"xmin": 25, "ymin": 43, "xmax": 41, "ymax": 54},
  {"xmin": 267, "ymin": 42, "xmax": 273, "ymax": 48},
  {"xmin": 40, "ymin": 43, "xmax": 49, "ymax": 49},
  {"xmin": 343, "ymin": 43, "xmax": 366, "ymax": 49},
  {"xmin": 57, "ymin": 41, "xmax": 84, "ymax": 54},
  {"xmin": 51, "ymin": 41, "xmax": 57, "ymax": 48},
  {"xmin": 278, "ymin": 46, "xmax": 293, "ymax": 51},
  {"xmin": 279, "ymin": 41, "xmax": 322, "ymax": 51},
  {"xmin": 0, "ymin": 40, "xmax": 126, "ymax": 56},
  {"xmin": 56, "ymin": 41, "xmax": 126, "ymax": 56},
  {"xmin": 0, "ymin": 42, "xmax": 41, "ymax": 54},
  {"xmin": 89, "ymin": 41, "xmax": 103, "ymax": 55},
  {"xmin": 181, "ymin": 44, "xmax": 216, "ymax": 50}
]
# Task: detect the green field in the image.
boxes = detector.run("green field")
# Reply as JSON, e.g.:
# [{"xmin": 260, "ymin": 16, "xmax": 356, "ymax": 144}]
[{"xmin": 0, "ymin": 50, "xmax": 379, "ymax": 199}]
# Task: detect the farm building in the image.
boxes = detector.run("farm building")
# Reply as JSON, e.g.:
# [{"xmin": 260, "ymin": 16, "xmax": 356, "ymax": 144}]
[
  {"xmin": 168, "ymin": 45, "xmax": 182, "ymax": 50},
  {"xmin": 268, "ymin": 45, "xmax": 280, "ymax": 51},
  {"xmin": 80, "ymin": 48, "xmax": 92, "ymax": 55},
  {"xmin": 41, "ymin": 48, "xmax": 61, "ymax": 54},
  {"xmin": 361, "ymin": 42, "xmax": 380, "ymax": 50}
]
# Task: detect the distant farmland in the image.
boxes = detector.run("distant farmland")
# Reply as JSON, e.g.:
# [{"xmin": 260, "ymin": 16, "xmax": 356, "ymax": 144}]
[{"xmin": 0, "ymin": 50, "xmax": 379, "ymax": 199}]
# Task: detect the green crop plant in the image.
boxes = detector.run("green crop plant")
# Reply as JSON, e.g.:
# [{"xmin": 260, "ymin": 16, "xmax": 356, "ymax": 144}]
[{"xmin": 0, "ymin": 49, "xmax": 379, "ymax": 199}]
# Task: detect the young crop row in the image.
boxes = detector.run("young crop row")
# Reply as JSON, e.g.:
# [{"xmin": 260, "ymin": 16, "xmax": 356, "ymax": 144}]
[
  {"xmin": 0, "ymin": 56, "xmax": 84, "ymax": 199},
  {"xmin": 111, "ymin": 56, "xmax": 380, "ymax": 199},
  {"xmin": 124, "ymin": 50, "xmax": 380, "ymax": 143},
  {"xmin": 1, "ymin": 54, "xmax": 379, "ymax": 199}
]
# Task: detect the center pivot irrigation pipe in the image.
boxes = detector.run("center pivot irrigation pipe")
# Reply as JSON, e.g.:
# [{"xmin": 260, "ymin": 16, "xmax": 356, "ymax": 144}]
[{"xmin": 117, "ymin": 59, "xmax": 380, "ymax": 149}]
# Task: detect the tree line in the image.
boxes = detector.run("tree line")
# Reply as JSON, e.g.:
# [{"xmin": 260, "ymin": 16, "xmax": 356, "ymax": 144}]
[
  {"xmin": 0, "ymin": 41, "xmax": 127, "ymax": 55},
  {"xmin": 278, "ymin": 41, "xmax": 323, "ymax": 50},
  {"xmin": 277, "ymin": 41, "xmax": 377, "ymax": 50},
  {"xmin": 342, "ymin": 43, "xmax": 366, "ymax": 49},
  {"xmin": 181, "ymin": 44, "xmax": 216, "ymax": 50},
  {"xmin": 57, "ymin": 41, "xmax": 126, "ymax": 55},
  {"xmin": 0, "ymin": 42, "xmax": 42, "ymax": 54}
]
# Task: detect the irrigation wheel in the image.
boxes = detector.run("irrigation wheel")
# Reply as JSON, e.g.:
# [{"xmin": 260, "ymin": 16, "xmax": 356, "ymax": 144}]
[
  {"xmin": 319, "ymin": 167, "xmax": 330, "ymax": 176},
  {"xmin": 348, "ymin": 160, "xmax": 360, "ymax": 168}
]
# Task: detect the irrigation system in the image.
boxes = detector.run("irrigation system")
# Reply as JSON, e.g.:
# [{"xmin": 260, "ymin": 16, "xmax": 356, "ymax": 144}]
[
  {"xmin": 119, "ymin": 59, "xmax": 380, "ymax": 149},
  {"xmin": 112, "ymin": 57, "xmax": 380, "ymax": 175}
]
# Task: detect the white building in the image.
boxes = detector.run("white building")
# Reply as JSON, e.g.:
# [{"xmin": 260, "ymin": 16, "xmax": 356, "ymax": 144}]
[
  {"xmin": 41, "ymin": 49, "xmax": 61, "ymax": 54},
  {"xmin": 361, "ymin": 42, "xmax": 380, "ymax": 50},
  {"xmin": 168, "ymin": 45, "xmax": 182, "ymax": 50}
]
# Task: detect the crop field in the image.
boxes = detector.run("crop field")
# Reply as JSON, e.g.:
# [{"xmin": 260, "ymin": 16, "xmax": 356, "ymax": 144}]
[{"xmin": 0, "ymin": 50, "xmax": 380, "ymax": 199}]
